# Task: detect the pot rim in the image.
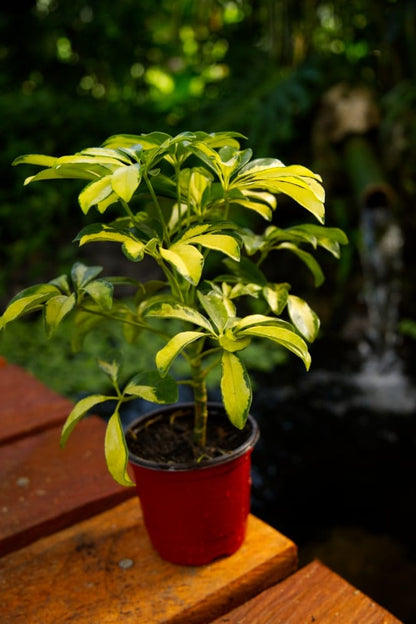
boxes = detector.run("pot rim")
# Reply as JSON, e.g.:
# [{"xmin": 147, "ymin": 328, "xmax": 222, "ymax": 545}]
[{"xmin": 126, "ymin": 402, "xmax": 259, "ymax": 472}]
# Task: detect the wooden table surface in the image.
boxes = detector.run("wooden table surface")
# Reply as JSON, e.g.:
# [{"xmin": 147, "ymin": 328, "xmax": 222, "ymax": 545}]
[{"xmin": 0, "ymin": 361, "xmax": 404, "ymax": 623}]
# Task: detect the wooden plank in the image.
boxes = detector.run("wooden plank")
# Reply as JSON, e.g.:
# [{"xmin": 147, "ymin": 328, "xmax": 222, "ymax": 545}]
[
  {"xmin": 0, "ymin": 498, "xmax": 297, "ymax": 624},
  {"xmin": 0, "ymin": 416, "xmax": 134, "ymax": 556},
  {"xmin": 0, "ymin": 361, "xmax": 74, "ymax": 445},
  {"xmin": 211, "ymin": 559, "xmax": 403, "ymax": 623}
]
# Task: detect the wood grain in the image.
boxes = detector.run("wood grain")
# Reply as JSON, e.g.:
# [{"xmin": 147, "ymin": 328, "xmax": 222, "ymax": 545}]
[
  {"xmin": 0, "ymin": 362, "xmax": 74, "ymax": 445},
  {"xmin": 211, "ymin": 559, "xmax": 403, "ymax": 623},
  {"xmin": 1, "ymin": 498, "xmax": 297, "ymax": 624},
  {"xmin": 0, "ymin": 417, "xmax": 134, "ymax": 556}
]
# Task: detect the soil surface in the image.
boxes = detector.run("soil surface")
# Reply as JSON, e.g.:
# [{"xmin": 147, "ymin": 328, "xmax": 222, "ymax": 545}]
[{"xmin": 126, "ymin": 405, "xmax": 252, "ymax": 465}]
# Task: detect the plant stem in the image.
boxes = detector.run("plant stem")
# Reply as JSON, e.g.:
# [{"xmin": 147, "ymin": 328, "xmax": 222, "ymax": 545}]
[
  {"xmin": 79, "ymin": 305, "xmax": 172, "ymax": 341},
  {"xmin": 120, "ymin": 198, "xmax": 140, "ymax": 224},
  {"xmin": 143, "ymin": 171, "xmax": 170, "ymax": 245},
  {"xmin": 190, "ymin": 357, "xmax": 208, "ymax": 447}
]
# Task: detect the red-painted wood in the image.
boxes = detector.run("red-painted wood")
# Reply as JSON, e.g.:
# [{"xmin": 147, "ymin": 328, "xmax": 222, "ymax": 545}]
[
  {"xmin": 0, "ymin": 362, "xmax": 74, "ymax": 445},
  {"xmin": 0, "ymin": 416, "xmax": 135, "ymax": 556}
]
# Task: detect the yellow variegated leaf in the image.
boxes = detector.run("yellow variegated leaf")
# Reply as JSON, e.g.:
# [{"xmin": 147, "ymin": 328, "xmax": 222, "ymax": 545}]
[
  {"xmin": 122, "ymin": 239, "xmax": 145, "ymax": 261},
  {"xmin": 234, "ymin": 314, "xmax": 293, "ymax": 331},
  {"xmin": 111, "ymin": 164, "xmax": 141, "ymax": 202},
  {"xmin": 287, "ymin": 295, "xmax": 320, "ymax": 342},
  {"xmin": 57, "ymin": 154, "xmax": 122, "ymax": 167},
  {"xmin": 156, "ymin": 330, "xmax": 206, "ymax": 375},
  {"xmin": 229, "ymin": 197, "xmax": 273, "ymax": 220},
  {"xmin": 12, "ymin": 154, "xmax": 57, "ymax": 167},
  {"xmin": 219, "ymin": 330, "xmax": 251, "ymax": 352},
  {"xmin": 264, "ymin": 180, "xmax": 325, "ymax": 223},
  {"xmin": 263, "ymin": 283, "xmax": 290, "ymax": 314},
  {"xmin": 0, "ymin": 284, "xmax": 60, "ymax": 328},
  {"xmin": 124, "ymin": 371, "xmax": 178, "ymax": 404},
  {"xmin": 242, "ymin": 189, "xmax": 277, "ymax": 208},
  {"xmin": 159, "ymin": 243, "xmax": 203, "ymax": 285},
  {"xmin": 78, "ymin": 175, "xmax": 113, "ymax": 214},
  {"xmin": 60, "ymin": 394, "xmax": 110, "ymax": 447},
  {"xmin": 178, "ymin": 224, "xmax": 210, "ymax": 240},
  {"xmin": 187, "ymin": 234, "xmax": 240, "ymax": 260},
  {"xmin": 220, "ymin": 351, "xmax": 252, "ymax": 429},
  {"xmin": 105, "ymin": 411, "xmax": 134, "ymax": 487},
  {"xmin": 78, "ymin": 225, "xmax": 145, "ymax": 261},
  {"xmin": 147, "ymin": 302, "xmax": 213, "ymax": 331},
  {"xmin": 97, "ymin": 191, "xmax": 119, "ymax": 213},
  {"xmin": 240, "ymin": 324, "xmax": 311, "ymax": 370}
]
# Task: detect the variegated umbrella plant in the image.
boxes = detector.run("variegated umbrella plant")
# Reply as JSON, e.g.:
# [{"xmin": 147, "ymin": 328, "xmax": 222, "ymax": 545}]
[{"xmin": 0, "ymin": 131, "xmax": 347, "ymax": 486}]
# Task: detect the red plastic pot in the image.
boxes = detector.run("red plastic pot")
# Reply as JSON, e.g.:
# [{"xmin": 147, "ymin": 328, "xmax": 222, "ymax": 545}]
[{"xmin": 128, "ymin": 403, "xmax": 259, "ymax": 566}]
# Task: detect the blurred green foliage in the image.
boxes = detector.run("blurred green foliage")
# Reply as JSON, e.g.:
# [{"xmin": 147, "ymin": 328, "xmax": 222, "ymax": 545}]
[{"xmin": 0, "ymin": 315, "xmax": 288, "ymax": 398}]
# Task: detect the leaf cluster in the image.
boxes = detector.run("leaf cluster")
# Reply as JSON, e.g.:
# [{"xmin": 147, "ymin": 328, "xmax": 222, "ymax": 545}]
[{"xmin": 1, "ymin": 130, "xmax": 347, "ymax": 485}]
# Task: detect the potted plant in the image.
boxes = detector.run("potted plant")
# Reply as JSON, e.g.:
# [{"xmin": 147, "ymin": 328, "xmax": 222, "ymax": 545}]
[{"xmin": 0, "ymin": 131, "xmax": 347, "ymax": 564}]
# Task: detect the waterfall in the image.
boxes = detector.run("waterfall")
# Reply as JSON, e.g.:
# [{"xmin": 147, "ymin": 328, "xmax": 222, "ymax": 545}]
[{"xmin": 359, "ymin": 189, "xmax": 403, "ymax": 373}]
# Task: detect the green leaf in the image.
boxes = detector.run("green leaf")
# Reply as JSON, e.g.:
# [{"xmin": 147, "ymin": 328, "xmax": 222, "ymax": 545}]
[
  {"xmin": 287, "ymin": 295, "xmax": 320, "ymax": 342},
  {"xmin": 60, "ymin": 394, "xmax": 110, "ymax": 447},
  {"xmin": 71, "ymin": 263, "xmax": 103, "ymax": 289},
  {"xmin": 146, "ymin": 302, "xmax": 213, "ymax": 331},
  {"xmin": 124, "ymin": 371, "xmax": 178, "ymax": 403},
  {"xmin": 159, "ymin": 243, "xmax": 203, "ymax": 285},
  {"xmin": 220, "ymin": 351, "xmax": 252, "ymax": 429},
  {"xmin": 111, "ymin": 164, "xmax": 141, "ymax": 202},
  {"xmin": 83, "ymin": 279, "xmax": 114, "ymax": 311},
  {"xmin": 156, "ymin": 331, "xmax": 206, "ymax": 376},
  {"xmin": 240, "ymin": 324, "xmax": 311, "ymax": 370},
  {"xmin": 105, "ymin": 411, "xmax": 134, "ymax": 487},
  {"xmin": 78, "ymin": 175, "xmax": 113, "ymax": 214},
  {"xmin": 44, "ymin": 293, "xmax": 76, "ymax": 336},
  {"xmin": 0, "ymin": 284, "xmax": 60, "ymax": 328},
  {"xmin": 49, "ymin": 274, "xmax": 71, "ymax": 295}
]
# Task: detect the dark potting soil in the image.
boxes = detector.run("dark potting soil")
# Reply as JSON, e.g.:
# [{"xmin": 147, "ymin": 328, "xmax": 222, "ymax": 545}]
[{"xmin": 125, "ymin": 406, "xmax": 252, "ymax": 465}]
